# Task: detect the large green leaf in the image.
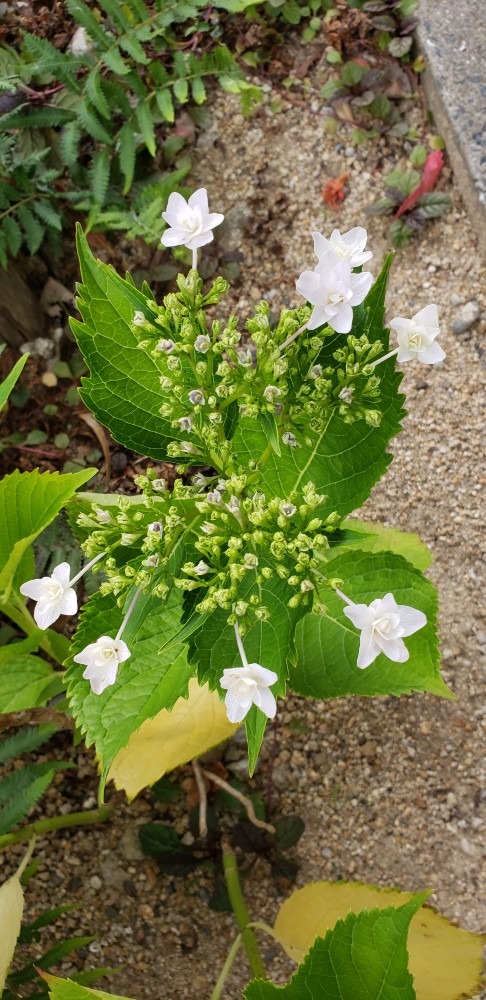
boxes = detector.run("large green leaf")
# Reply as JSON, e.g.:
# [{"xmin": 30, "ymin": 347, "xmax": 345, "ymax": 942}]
[
  {"xmin": 0, "ymin": 650, "xmax": 63, "ymax": 712},
  {"xmin": 245, "ymin": 893, "xmax": 426, "ymax": 1000},
  {"xmin": 291, "ymin": 550, "xmax": 450, "ymax": 699},
  {"xmin": 71, "ymin": 227, "xmax": 173, "ymax": 459},
  {"xmin": 0, "ymin": 468, "xmax": 95, "ymax": 601},
  {"xmin": 42, "ymin": 974, "xmax": 135, "ymax": 1000},
  {"xmin": 341, "ymin": 518, "xmax": 432, "ymax": 571},
  {"xmin": 232, "ymin": 256, "xmax": 405, "ymax": 519},
  {"xmin": 66, "ymin": 589, "xmax": 193, "ymax": 783}
]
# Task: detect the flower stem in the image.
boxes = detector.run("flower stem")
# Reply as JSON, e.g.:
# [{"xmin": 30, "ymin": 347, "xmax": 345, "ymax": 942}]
[
  {"xmin": 280, "ymin": 321, "xmax": 309, "ymax": 352},
  {"xmin": 221, "ymin": 837, "xmax": 266, "ymax": 980},
  {"xmin": 370, "ymin": 347, "xmax": 399, "ymax": 369},
  {"xmin": 115, "ymin": 587, "xmax": 141, "ymax": 641},
  {"xmin": 192, "ymin": 248, "xmax": 198, "ymax": 270},
  {"xmin": 69, "ymin": 552, "xmax": 105, "ymax": 587},
  {"xmin": 234, "ymin": 622, "xmax": 249, "ymax": 668},
  {"xmin": 209, "ymin": 933, "xmax": 243, "ymax": 1000},
  {"xmin": 0, "ymin": 804, "xmax": 113, "ymax": 850}
]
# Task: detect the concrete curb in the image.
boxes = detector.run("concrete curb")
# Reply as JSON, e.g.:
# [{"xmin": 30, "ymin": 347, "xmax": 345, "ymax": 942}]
[{"xmin": 416, "ymin": 0, "xmax": 486, "ymax": 257}]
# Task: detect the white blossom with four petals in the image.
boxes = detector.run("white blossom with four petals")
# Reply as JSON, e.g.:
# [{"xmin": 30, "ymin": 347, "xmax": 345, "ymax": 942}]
[
  {"xmin": 73, "ymin": 636, "xmax": 131, "ymax": 695},
  {"xmin": 296, "ymin": 249, "xmax": 373, "ymax": 334},
  {"xmin": 312, "ymin": 226, "xmax": 373, "ymax": 268},
  {"xmin": 161, "ymin": 189, "xmax": 224, "ymax": 252},
  {"xmin": 389, "ymin": 304, "xmax": 445, "ymax": 364},
  {"xmin": 220, "ymin": 663, "xmax": 279, "ymax": 723},
  {"xmin": 19, "ymin": 562, "xmax": 77, "ymax": 630},
  {"xmin": 343, "ymin": 592, "xmax": 427, "ymax": 669}
]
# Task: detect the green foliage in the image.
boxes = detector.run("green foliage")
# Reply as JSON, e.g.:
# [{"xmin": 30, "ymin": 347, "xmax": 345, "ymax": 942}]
[
  {"xmin": 0, "ymin": 0, "xmax": 259, "ymax": 267},
  {"xmin": 367, "ymin": 153, "xmax": 451, "ymax": 247},
  {"xmin": 0, "ymin": 726, "xmax": 71, "ymax": 837},
  {"xmin": 0, "ymin": 354, "xmax": 29, "ymax": 411},
  {"xmin": 245, "ymin": 893, "xmax": 426, "ymax": 999}
]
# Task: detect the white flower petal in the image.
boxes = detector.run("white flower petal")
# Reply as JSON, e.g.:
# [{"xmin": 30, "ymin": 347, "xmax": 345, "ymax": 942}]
[
  {"xmin": 161, "ymin": 229, "xmax": 187, "ymax": 247},
  {"xmin": 33, "ymin": 599, "xmax": 63, "ymax": 630},
  {"xmin": 185, "ymin": 231, "xmax": 214, "ymax": 250},
  {"xmin": 59, "ymin": 588, "xmax": 78, "ymax": 617},
  {"xmin": 357, "ymin": 627, "xmax": 381, "ymax": 668},
  {"xmin": 246, "ymin": 663, "xmax": 278, "ymax": 686},
  {"xmin": 349, "ymin": 270, "xmax": 373, "ymax": 306},
  {"xmin": 188, "ymin": 188, "xmax": 209, "ymax": 214},
  {"xmin": 20, "ymin": 578, "xmax": 50, "ymax": 600},
  {"xmin": 396, "ymin": 344, "xmax": 417, "ymax": 362},
  {"xmin": 254, "ymin": 686, "xmax": 277, "ymax": 719},
  {"xmin": 296, "ymin": 269, "xmax": 322, "ymax": 304},
  {"xmin": 395, "ymin": 605, "xmax": 427, "ymax": 637},
  {"xmin": 413, "ymin": 303, "xmax": 439, "ymax": 329},
  {"xmin": 375, "ymin": 636, "xmax": 409, "ymax": 663},
  {"xmin": 52, "ymin": 562, "xmax": 72, "ymax": 587},
  {"xmin": 225, "ymin": 690, "xmax": 251, "ymax": 723},
  {"xmin": 312, "ymin": 231, "xmax": 330, "ymax": 259},
  {"xmin": 343, "ymin": 603, "xmax": 376, "ymax": 629},
  {"xmin": 329, "ymin": 302, "xmax": 353, "ymax": 334},
  {"xmin": 419, "ymin": 341, "xmax": 446, "ymax": 364},
  {"xmin": 307, "ymin": 304, "xmax": 331, "ymax": 331}
]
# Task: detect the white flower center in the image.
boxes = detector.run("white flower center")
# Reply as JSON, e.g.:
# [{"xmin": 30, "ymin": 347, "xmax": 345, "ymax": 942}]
[
  {"xmin": 373, "ymin": 612, "xmax": 401, "ymax": 638},
  {"xmin": 407, "ymin": 328, "xmax": 424, "ymax": 351},
  {"xmin": 100, "ymin": 647, "xmax": 117, "ymax": 664},
  {"xmin": 46, "ymin": 580, "xmax": 63, "ymax": 600},
  {"xmin": 182, "ymin": 207, "xmax": 203, "ymax": 235}
]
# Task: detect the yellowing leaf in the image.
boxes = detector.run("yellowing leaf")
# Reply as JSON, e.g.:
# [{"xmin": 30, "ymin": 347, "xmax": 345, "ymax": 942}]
[
  {"xmin": 42, "ymin": 973, "xmax": 136, "ymax": 1000},
  {"xmin": 108, "ymin": 679, "xmax": 237, "ymax": 798},
  {"xmin": 273, "ymin": 881, "xmax": 485, "ymax": 1000},
  {"xmin": 0, "ymin": 843, "xmax": 34, "ymax": 990}
]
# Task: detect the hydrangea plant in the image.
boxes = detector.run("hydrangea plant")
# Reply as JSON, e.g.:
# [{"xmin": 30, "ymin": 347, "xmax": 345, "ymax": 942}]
[{"xmin": 20, "ymin": 188, "xmax": 450, "ymax": 782}]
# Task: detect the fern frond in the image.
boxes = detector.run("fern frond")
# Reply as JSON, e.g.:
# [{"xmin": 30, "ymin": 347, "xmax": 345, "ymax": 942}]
[
  {"xmin": 89, "ymin": 146, "xmax": 110, "ymax": 205},
  {"xmin": 0, "ymin": 724, "xmax": 57, "ymax": 765},
  {"xmin": 0, "ymin": 760, "xmax": 72, "ymax": 835},
  {"xmin": 65, "ymin": 0, "xmax": 111, "ymax": 50}
]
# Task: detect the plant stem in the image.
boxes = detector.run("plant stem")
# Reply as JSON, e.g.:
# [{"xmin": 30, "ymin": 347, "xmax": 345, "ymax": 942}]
[
  {"xmin": 221, "ymin": 838, "xmax": 266, "ymax": 981},
  {"xmin": 209, "ymin": 933, "xmax": 243, "ymax": 1000},
  {"xmin": 0, "ymin": 804, "xmax": 113, "ymax": 849}
]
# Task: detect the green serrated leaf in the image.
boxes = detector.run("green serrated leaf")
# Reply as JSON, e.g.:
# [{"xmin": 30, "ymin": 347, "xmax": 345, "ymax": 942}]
[
  {"xmin": 33, "ymin": 200, "xmax": 63, "ymax": 232},
  {"xmin": 0, "ymin": 725, "xmax": 57, "ymax": 765},
  {"xmin": 2, "ymin": 215, "xmax": 23, "ymax": 257},
  {"xmin": 89, "ymin": 147, "xmax": 110, "ymax": 206},
  {"xmin": 155, "ymin": 88, "xmax": 175, "ymax": 123},
  {"xmin": 71, "ymin": 227, "xmax": 174, "ymax": 459},
  {"xmin": 16, "ymin": 204, "xmax": 44, "ymax": 255},
  {"xmin": 86, "ymin": 70, "xmax": 111, "ymax": 120},
  {"xmin": 118, "ymin": 122, "xmax": 136, "ymax": 194},
  {"xmin": 0, "ymin": 761, "xmax": 72, "ymax": 835},
  {"xmin": 135, "ymin": 99, "xmax": 156, "ymax": 156},
  {"xmin": 0, "ymin": 354, "xmax": 29, "ymax": 411},
  {"xmin": 292, "ymin": 550, "xmax": 450, "ymax": 700},
  {"xmin": 0, "ymin": 652, "xmax": 63, "ymax": 712},
  {"xmin": 191, "ymin": 76, "xmax": 206, "ymax": 105}
]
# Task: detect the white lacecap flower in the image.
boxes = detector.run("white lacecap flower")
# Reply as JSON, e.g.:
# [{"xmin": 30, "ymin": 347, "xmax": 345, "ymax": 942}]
[
  {"xmin": 390, "ymin": 305, "xmax": 445, "ymax": 364},
  {"xmin": 143, "ymin": 555, "xmax": 160, "ymax": 568},
  {"xmin": 227, "ymin": 496, "xmax": 240, "ymax": 514},
  {"xmin": 339, "ymin": 385, "xmax": 354, "ymax": 403},
  {"xmin": 342, "ymin": 592, "xmax": 427, "ymax": 669},
  {"xmin": 132, "ymin": 311, "xmax": 147, "ymax": 327},
  {"xmin": 243, "ymin": 553, "xmax": 259, "ymax": 569},
  {"xmin": 73, "ymin": 636, "xmax": 131, "ymax": 695},
  {"xmin": 192, "ymin": 473, "xmax": 208, "ymax": 489},
  {"xmin": 177, "ymin": 415, "xmax": 193, "ymax": 432},
  {"xmin": 220, "ymin": 663, "xmax": 278, "ymax": 724},
  {"xmin": 156, "ymin": 339, "xmax": 175, "ymax": 353},
  {"xmin": 216, "ymin": 479, "xmax": 227, "ymax": 492},
  {"xmin": 296, "ymin": 249, "xmax": 373, "ymax": 335},
  {"xmin": 237, "ymin": 348, "xmax": 253, "ymax": 367},
  {"xmin": 189, "ymin": 389, "xmax": 205, "ymax": 406},
  {"xmin": 309, "ymin": 365, "xmax": 323, "ymax": 379},
  {"xmin": 300, "ymin": 579, "xmax": 314, "ymax": 592},
  {"xmin": 201, "ymin": 522, "xmax": 218, "ymax": 535},
  {"xmin": 313, "ymin": 227, "xmax": 373, "ymax": 268},
  {"xmin": 193, "ymin": 560, "xmax": 210, "ymax": 576},
  {"xmin": 161, "ymin": 188, "xmax": 224, "ymax": 252},
  {"xmin": 279, "ymin": 502, "xmax": 296, "ymax": 518},
  {"xmin": 194, "ymin": 335, "xmax": 211, "ymax": 353},
  {"xmin": 152, "ymin": 479, "xmax": 166, "ymax": 492},
  {"xmin": 148, "ymin": 521, "xmax": 163, "ymax": 532},
  {"xmin": 263, "ymin": 385, "xmax": 281, "ymax": 402},
  {"xmin": 180, "ymin": 441, "xmax": 198, "ymax": 454},
  {"xmin": 20, "ymin": 562, "xmax": 78, "ymax": 630},
  {"xmin": 282, "ymin": 431, "xmax": 298, "ymax": 447}
]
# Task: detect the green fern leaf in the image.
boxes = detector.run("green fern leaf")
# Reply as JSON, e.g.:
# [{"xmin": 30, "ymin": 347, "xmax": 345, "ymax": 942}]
[
  {"xmin": 0, "ymin": 106, "xmax": 76, "ymax": 129},
  {"xmin": 77, "ymin": 100, "xmax": 112, "ymax": 143},
  {"xmin": 103, "ymin": 79, "xmax": 131, "ymax": 115},
  {"xmin": 86, "ymin": 69, "xmax": 111, "ymax": 120},
  {"xmin": 102, "ymin": 45, "xmax": 131, "ymax": 75},
  {"xmin": 155, "ymin": 88, "xmax": 174, "ymax": 122},
  {"xmin": 118, "ymin": 121, "xmax": 136, "ymax": 194},
  {"xmin": 21, "ymin": 32, "xmax": 80, "ymax": 89},
  {"xmin": 173, "ymin": 78, "xmax": 189, "ymax": 103},
  {"xmin": 59, "ymin": 120, "xmax": 81, "ymax": 167},
  {"xmin": 123, "ymin": 0, "xmax": 149, "ymax": 17},
  {"xmin": 33, "ymin": 199, "xmax": 63, "ymax": 231},
  {"xmin": 173, "ymin": 50, "xmax": 187, "ymax": 78},
  {"xmin": 97, "ymin": 0, "xmax": 135, "ymax": 31},
  {"xmin": 119, "ymin": 34, "xmax": 149, "ymax": 64},
  {"xmin": 0, "ymin": 724, "xmax": 57, "ymax": 765},
  {"xmin": 136, "ymin": 99, "xmax": 156, "ymax": 155},
  {"xmin": 2, "ymin": 214, "xmax": 22, "ymax": 256},
  {"xmin": 191, "ymin": 76, "xmax": 206, "ymax": 104},
  {"xmin": 17, "ymin": 203, "xmax": 45, "ymax": 254},
  {"xmin": 65, "ymin": 0, "xmax": 110, "ymax": 49},
  {"xmin": 89, "ymin": 147, "xmax": 110, "ymax": 205},
  {"xmin": 0, "ymin": 760, "xmax": 72, "ymax": 835}
]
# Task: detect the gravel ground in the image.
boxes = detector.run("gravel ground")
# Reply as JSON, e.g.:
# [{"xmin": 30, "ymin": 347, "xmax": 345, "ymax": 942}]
[{"xmin": 4, "ymin": 78, "xmax": 486, "ymax": 999}]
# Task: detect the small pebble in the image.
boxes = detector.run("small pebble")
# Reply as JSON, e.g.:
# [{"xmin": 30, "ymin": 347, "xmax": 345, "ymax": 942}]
[{"xmin": 451, "ymin": 300, "xmax": 480, "ymax": 334}]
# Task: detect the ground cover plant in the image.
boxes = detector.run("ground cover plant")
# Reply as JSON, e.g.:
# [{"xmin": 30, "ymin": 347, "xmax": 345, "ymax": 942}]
[{"xmin": 1, "ymin": 183, "xmax": 484, "ymax": 998}]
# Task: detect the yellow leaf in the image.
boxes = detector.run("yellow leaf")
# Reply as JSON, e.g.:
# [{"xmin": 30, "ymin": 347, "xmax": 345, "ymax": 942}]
[
  {"xmin": 108, "ymin": 679, "xmax": 238, "ymax": 799},
  {"xmin": 42, "ymin": 972, "xmax": 136, "ymax": 1000},
  {"xmin": 0, "ymin": 843, "xmax": 34, "ymax": 991},
  {"xmin": 273, "ymin": 881, "xmax": 485, "ymax": 1000}
]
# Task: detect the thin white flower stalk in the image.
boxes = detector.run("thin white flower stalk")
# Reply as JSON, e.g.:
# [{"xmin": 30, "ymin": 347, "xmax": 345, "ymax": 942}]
[
  {"xmin": 74, "ymin": 587, "xmax": 141, "ymax": 695},
  {"xmin": 20, "ymin": 552, "xmax": 105, "ymax": 630},
  {"xmin": 219, "ymin": 623, "xmax": 279, "ymax": 724},
  {"xmin": 335, "ymin": 587, "xmax": 427, "ymax": 669},
  {"xmin": 160, "ymin": 188, "xmax": 224, "ymax": 271}
]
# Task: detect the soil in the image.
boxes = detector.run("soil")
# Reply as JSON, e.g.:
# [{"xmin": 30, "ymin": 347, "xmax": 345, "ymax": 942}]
[{"xmin": 1, "ymin": 31, "xmax": 485, "ymax": 1000}]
